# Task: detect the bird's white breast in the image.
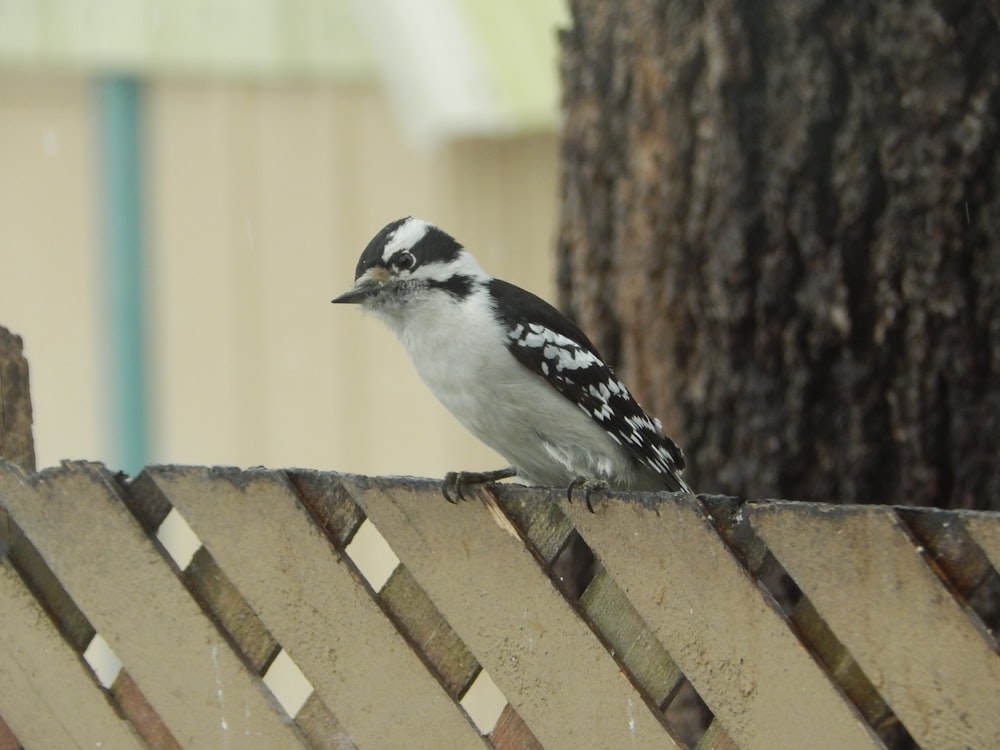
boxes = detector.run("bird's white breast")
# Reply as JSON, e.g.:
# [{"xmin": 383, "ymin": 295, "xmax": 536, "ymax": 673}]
[{"xmin": 371, "ymin": 285, "xmax": 647, "ymax": 487}]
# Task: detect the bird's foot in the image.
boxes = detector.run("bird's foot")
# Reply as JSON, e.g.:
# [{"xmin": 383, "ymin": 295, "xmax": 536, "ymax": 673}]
[
  {"xmin": 566, "ymin": 477, "xmax": 609, "ymax": 513},
  {"xmin": 442, "ymin": 466, "xmax": 517, "ymax": 503}
]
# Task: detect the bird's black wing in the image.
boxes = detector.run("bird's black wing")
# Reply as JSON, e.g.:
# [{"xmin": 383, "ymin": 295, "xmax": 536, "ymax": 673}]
[{"xmin": 488, "ymin": 279, "xmax": 688, "ymax": 490}]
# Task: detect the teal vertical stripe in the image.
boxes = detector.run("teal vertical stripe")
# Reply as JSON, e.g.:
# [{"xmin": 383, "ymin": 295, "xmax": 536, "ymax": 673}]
[{"xmin": 97, "ymin": 77, "xmax": 148, "ymax": 475}]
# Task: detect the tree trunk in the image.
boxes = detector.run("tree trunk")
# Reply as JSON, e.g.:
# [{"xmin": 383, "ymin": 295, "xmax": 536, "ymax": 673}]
[{"xmin": 558, "ymin": 0, "xmax": 1000, "ymax": 509}]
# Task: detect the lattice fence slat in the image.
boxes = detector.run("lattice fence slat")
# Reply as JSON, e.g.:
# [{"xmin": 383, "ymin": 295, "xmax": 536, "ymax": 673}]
[
  {"xmin": 0, "ymin": 562, "xmax": 145, "ymax": 750},
  {"xmin": 340, "ymin": 475, "xmax": 684, "ymax": 750},
  {"xmin": 579, "ymin": 567, "xmax": 685, "ymax": 707},
  {"xmin": 749, "ymin": 503, "xmax": 1000, "ymax": 750},
  {"xmin": 964, "ymin": 511, "xmax": 1000, "ymax": 573},
  {"xmin": 0, "ymin": 462, "xmax": 303, "ymax": 748},
  {"xmin": 559, "ymin": 494, "xmax": 886, "ymax": 750},
  {"xmin": 140, "ymin": 466, "xmax": 489, "ymax": 750},
  {"xmin": 379, "ymin": 564, "xmax": 481, "ymax": 696}
]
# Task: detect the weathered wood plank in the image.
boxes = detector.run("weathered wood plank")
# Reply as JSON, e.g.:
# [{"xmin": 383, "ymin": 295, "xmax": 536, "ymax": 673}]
[
  {"xmin": 562, "ymin": 494, "xmax": 884, "ymax": 750},
  {"xmin": 579, "ymin": 567, "xmax": 684, "ymax": 708},
  {"xmin": 340, "ymin": 475, "xmax": 682, "ymax": 750},
  {"xmin": 0, "ymin": 562, "xmax": 145, "ymax": 750},
  {"xmin": 183, "ymin": 546, "xmax": 280, "ymax": 673},
  {"xmin": 296, "ymin": 692, "xmax": 357, "ymax": 750},
  {"xmin": 750, "ymin": 502, "xmax": 1000, "ymax": 750},
  {"xmin": 0, "ymin": 713, "xmax": 19, "ymax": 750},
  {"xmin": 963, "ymin": 510, "xmax": 1000, "ymax": 574},
  {"xmin": 108, "ymin": 671, "xmax": 183, "ymax": 750},
  {"xmin": 142, "ymin": 466, "xmax": 488, "ymax": 750},
  {"xmin": 380, "ymin": 564, "xmax": 480, "ymax": 697},
  {"xmin": 286, "ymin": 468, "xmax": 366, "ymax": 547},
  {"xmin": 694, "ymin": 720, "xmax": 739, "ymax": 750},
  {"xmin": 494, "ymin": 487, "xmax": 577, "ymax": 563},
  {"xmin": 0, "ymin": 328, "xmax": 35, "ymax": 472},
  {"xmin": 897, "ymin": 506, "xmax": 1000, "ymax": 641},
  {"xmin": 787, "ymin": 597, "xmax": 892, "ymax": 728},
  {"xmin": 703, "ymin": 496, "xmax": 893, "ymax": 728},
  {"xmin": 490, "ymin": 704, "xmax": 544, "ymax": 750},
  {"xmin": 0, "ymin": 463, "xmax": 302, "ymax": 748},
  {"xmin": 2, "ymin": 511, "xmax": 94, "ymax": 652}
]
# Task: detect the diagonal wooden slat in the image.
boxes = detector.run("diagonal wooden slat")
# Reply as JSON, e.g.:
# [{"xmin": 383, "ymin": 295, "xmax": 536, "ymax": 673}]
[
  {"xmin": 750, "ymin": 502, "xmax": 1000, "ymax": 750},
  {"xmin": 0, "ymin": 562, "xmax": 145, "ymax": 750},
  {"xmin": 340, "ymin": 475, "xmax": 684, "ymax": 750},
  {"xmin": 141, "ymin": 465, "xmax": 488, "ymax": 750},
  {"xmin": 107, "ymin": 670, "xmax": 183, "ymax": 750},
  {"xmin": 380, "ymin": 564, "xmax": 481, "ymax": 697},
  {"xmin": 291, "ymin": 473, "xmax": 483, "ymax": 703},
  {"xmin": 963, "ymin": 510, "xmax": 1000, "ymax": 574},
  {"xmin": 579, "ymin": 567, "xmax": 685, "ymax": 708},
  {"xmin": 0, "ymin": 464, "xmax": 301, "ymax": 748},
  {"xmin": 0, "ymin": 462, "xmax": 303, "ymax": 749},
  {"xmin": 0, "ymin": 713, "xmax": 19, "ymax": 750},
  {"xmin": 562, "ymin": 494, "xmax": 885, "ymax": 750}
]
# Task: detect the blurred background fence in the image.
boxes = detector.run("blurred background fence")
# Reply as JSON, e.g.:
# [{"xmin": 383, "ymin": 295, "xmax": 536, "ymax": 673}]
[{"xmin": 1, "ymin": 0, "xmax": 567, "ymax": 478}]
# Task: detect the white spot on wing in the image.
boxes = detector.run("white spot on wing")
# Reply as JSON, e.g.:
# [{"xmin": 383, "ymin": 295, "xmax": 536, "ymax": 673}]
[{"xmin": 522, "ymin": 331, "xmax": 547, "ymax": 347}]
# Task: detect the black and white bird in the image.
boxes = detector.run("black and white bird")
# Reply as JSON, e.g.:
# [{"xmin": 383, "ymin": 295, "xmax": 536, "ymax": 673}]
[{"xmin": 331, "ymin": 217, "xmax": 693, "ymax": 500}]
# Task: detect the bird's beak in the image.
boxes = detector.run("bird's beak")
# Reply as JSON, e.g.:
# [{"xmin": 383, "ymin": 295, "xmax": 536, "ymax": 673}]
[
  {"xmin": 331, "ymin": 266, "xmax": 390, "ymax": 304},
  {"xmin": 330, "ymin": 283, "xmax": 376, "ymax": 304}
]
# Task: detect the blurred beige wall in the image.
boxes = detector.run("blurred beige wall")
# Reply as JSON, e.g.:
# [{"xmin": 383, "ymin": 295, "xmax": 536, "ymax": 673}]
[
  {"xmin": 1, "ymin": 72, "xmax": 560, "ymax": 477},
  {"xmin": 0, "ymin": 74, "xmax": 103, "ymax": 467}
]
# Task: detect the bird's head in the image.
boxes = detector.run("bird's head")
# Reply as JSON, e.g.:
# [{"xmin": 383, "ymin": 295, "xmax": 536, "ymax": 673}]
[{"xmin": 331, "ymin": 218, "xmax": 486, "ymax": 319}]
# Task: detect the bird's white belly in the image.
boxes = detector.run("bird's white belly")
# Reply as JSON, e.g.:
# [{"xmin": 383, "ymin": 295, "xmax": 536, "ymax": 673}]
[
  {"xmin": 409, "ymin": 333, "xmax": 635, "ymax": 486},
  {"xmin": 381, "ymin": 289, "xmax": 651, "ymax": 488}
]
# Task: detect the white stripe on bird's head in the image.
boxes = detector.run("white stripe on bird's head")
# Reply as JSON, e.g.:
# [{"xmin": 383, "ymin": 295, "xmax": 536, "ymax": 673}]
[{"xmin": 381, "ymin": 217, "xmax": 431, "ymax": 263}]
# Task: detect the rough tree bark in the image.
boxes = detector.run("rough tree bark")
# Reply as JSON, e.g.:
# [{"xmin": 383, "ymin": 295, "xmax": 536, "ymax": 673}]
[
  {"xmin": 558, "ymin": 1, "xmax": 1000, "ymax": 509},
  {"xmin": 0, "ymin": 326, "xmax": 35, "ymax": 472}
]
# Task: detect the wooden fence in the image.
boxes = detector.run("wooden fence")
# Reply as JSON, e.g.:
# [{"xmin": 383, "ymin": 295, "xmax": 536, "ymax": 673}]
[
  {"xmin": 2, "ymin": 462, "xmax": 999, "ymax": 750},
  {"xmin": 1, "ymin": 329, "xmax": 999, "ymax": 750}
]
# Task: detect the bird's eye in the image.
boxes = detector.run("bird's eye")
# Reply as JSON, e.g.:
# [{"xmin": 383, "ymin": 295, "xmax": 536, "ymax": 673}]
[{"xmin": 394, "ymin": 251, "xmax": 415, "ymax": 271}]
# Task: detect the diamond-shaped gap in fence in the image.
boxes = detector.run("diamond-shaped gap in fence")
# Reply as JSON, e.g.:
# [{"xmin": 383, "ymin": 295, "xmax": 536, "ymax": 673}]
[
  {"xmin": 551, "ymin": 528, "xmax": 599, "ymax": 599},
  {"xmin": 263, "ymin": 648, "xmax": 315, "ymax": 719},
  {"xmin": 156, "ymin": 507, "xmax": 202, "ymax": 570},
  {"xmin": 344, "ymin": 517, "xmax": 401, "ymax": 592},
  {"xmin": 459, "ymin": 667, "xmax": 509, "ymax": 735},
  {"xmin": 82, "ymin": 632, "xmax": 123, "ymax": 688},
  {"xmin": 661, "ymin": 677, "xmax": 714, "ymax": 749}
]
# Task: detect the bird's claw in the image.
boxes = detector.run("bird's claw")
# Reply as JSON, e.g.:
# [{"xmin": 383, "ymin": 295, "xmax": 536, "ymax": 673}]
[
  {"xmin": 566, "ymin": 477, "xmax": 609, "ymax": 513},
  {"xmin": 442, "ymin": 471, "xmax": 468, "ymax": 503},
  {"xmin": 442, "ymin": 467, "xmax": 517, "ymax": 503}
]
